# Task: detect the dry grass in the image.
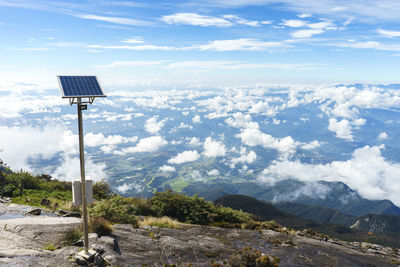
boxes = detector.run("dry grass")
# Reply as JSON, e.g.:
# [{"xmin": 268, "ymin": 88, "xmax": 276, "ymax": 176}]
[
  {"xmin": 139, "ymin": 216, "xmax": 182, "ymax": 229},
  {"xmin": 58, "ymin": 200, "xmax": 80, "ymax": 212}
]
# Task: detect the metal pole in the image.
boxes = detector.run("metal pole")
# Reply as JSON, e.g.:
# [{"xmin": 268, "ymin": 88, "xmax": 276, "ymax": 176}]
[{"xmin": 77, "ymin": 99, "xmax": 89, "ymax": 254}]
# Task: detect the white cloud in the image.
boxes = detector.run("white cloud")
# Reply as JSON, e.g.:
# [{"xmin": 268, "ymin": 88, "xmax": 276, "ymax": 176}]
[
  {"xmin": 203, "ymin": 137, "xmax": 226, "ymax": 157},
  {"xmin": 95, "ymin": 60, "xmax": 166, "ymax": 68},
  {"xmin": 116, "ymin": 182, "xmax": 143, "ymax": 194},
  {"xmin": 378, "ymin": 132, "xmax": 388, "ymax": 140},
  {"xmin": 258, "ymin": 145, "xmax": 400, "ymax": 206},
  {"xmin": 121, "ymin": 37, "xmax": 144, "ymax": 44},
  {"xmin": 193, "ymin": 38, "xmax": 285, "ymax": 51},
  {"xmin": 122, "ymin": 136, "xmax": 167, "ymax": 153},
  {"xmin": 328, "ymin": 118, "xmax": 365, "ymax": 141},
  {"xmin": 187, "ymin": 137, "xmax": 201, "ymax": 146},
  {"xmin": 207, "ymin": 169, "xmax": 220, "ymax": 176},
  {"xmin": 298, "ymin": 13, "xmax": 312, "ymax": 18},
  {"xmin": 85, "ymin": 132, "xmax": 137, "ymax": 147},
  {"xmin": 168, "ymin": 150, "xmax": 200, "ymax": 164},
  {"xmin": 222, "ymin": 15, "xmax": 260, "ymax": 27},
  {"xmin": 301, "ymin": 140, "xmax": 321, "ymax": 150},
  {"xmin": 281, "ymin": 19, "xmax": 308, "ymax": 28},
  {"xmin": 167, "ymin": 60, "xmax": 317, "ymax": 71},
  {"xmin": 192, "ymin": 115, "xmax": 202, "ymax": 123},
  {"xmin": 232, "ymin": 148, "xmax": 257, "ymax": 165},
  {"xmin": 159, "ymin": 165, "xmax": 176, "ymax": 173},
  {"xmin": 0, "ymin": 126, "xmax": 75, "ymax": 170},
  {"xmin": 74, "ymin": 14, "xmax": 151, "ymax": 26},
  {"xmin": 52, "ymin": 155, "xmax": 106, "ymax": 182},
  {"xmin": 162, "ymin": 13, "xmax": 261, "ymax": 27},
  {"xmin": 225, "ymin": 112, "xmax": 259, "ymax": 129},
  {"xmin": 328, "ymin": 118, "xmax": 353, "ymax": 141},
  {"xmin": 162, "ymin": 13, "xmax": 233, "ymax": 27},
  {"xmin": 86, "ymin": 44, "xmax": 175, "ymax": 51},
  {"xmin": 145, "ymin": 116, "xmax": 167, "ymax": 134},
  {"xmin": 291, "ymin": 29, "xmax": 324, "ymax": 38},
  {"xmin": 378, "ymin": 28, "xmax": 400, "ymax": 38},
  {"xmin": 177, "ymin": 122, "xmax": 193, "ymax": 129},
  {"xmin": 236, "ymin": 128, "xmax": 298, "ymax": 155}
]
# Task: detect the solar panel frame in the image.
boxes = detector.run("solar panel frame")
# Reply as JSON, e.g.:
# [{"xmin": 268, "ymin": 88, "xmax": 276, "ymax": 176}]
[{"xmin": 57, "ymin": 75, "xmax": 106, "ymax": 98}]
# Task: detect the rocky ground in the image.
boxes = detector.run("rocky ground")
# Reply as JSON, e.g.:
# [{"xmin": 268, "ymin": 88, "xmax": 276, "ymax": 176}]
[{"xmin": 0, "ymin": 201, "xmax": 400, "ymax": 266}]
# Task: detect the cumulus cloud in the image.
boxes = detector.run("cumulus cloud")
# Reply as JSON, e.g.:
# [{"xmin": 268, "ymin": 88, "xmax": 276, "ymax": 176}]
[
  {"xmin": 52, "ymin": 155, "xmax": 106, "ymax": 181},
  {"xmin": 85, "ymin": 132, "xmax": 137, "ymax": 147},
  {"xmin": 328, "ymin": 118, "xmax": 365, "ymax": 141},
  {"xmin": 378, "ymin": 132, "xmax": 388, "ymax": 140},
  {"xmin": 258, "ymin": 145, "xmax": 400, "ymax": 206},
  {"xmin": 291, "ymin": 29, "xmax": 324, "ymax": 38},
  {"xmin": 225, "ymin": 112, "xmax": 259, "ymax": 129},
  {"xmin": 232, "ymin": 148, "xmax": 257, "ymax": 165},
  {"xmin": 122, "ymin": 136, "xmax": 167, "ymax": 153},
  {"xmin": 328, "ymin": 118, "xmax": 351, "ymax": 140},
  {"xmin": 281, "ymin": 19, "xmax": 308, "ymax": 28},
  {"xmin": 159, "ymin": 165, "xmax": 176, "ymax": 173},
  {"xmin": 168, "ymin": 150, "xmax": 200, "ymax": 164},
  {"xmin": 301, "ymin": 140, "xmax": 321, "ymax": 150},
  {"xmin": 187, "ymin": 137, "xmax": 201, "ymax": 146},
  {"xmin": 116, "ymin": 182, "xmax": 143, "ymax": 194},
  {"xmin": 236, "ymin": 128, "xmax": 298, "ymax": 155},
  {"xmin": 207, "ymin": 169, "xmax": 220, "ymax": 176},
  {"xmin": 145, "ymin": 116, "xmax": 167, "ymax": 134},
  {"xmin": 192, "ymin": 115, "xmax": 202, "ymax": 123},
  {"xmin": 203, "ymin": 137, "xmax": 226, "ymax": 157}
]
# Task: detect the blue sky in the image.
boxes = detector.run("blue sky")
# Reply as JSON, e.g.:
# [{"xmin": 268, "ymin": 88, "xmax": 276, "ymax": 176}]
[{"xmin": 1, "ymin": 0, "xmax": 400, "ymax": 89}]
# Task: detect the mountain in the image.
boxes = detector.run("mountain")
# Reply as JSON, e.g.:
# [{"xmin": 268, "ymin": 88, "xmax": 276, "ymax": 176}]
[
  {"xmin": 274, "ymin": 201, "xmax": 355, "ymax": 226},
  {"xmin": 184, "ymin": 179, "xmax": 400, "ymax": 217},
  {"xmin": 214, "ymin": 194, "xmax": 400, "ymax": 248}
]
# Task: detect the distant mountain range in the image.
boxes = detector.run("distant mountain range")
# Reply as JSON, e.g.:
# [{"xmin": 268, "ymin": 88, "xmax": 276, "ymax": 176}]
[
  {"xmin": 215, "ymin": 194, "xmax": 400, "ymax": 248},
  {"xmin": 184, "ymin": 179, "xmax": 400, "ymax": 217}
]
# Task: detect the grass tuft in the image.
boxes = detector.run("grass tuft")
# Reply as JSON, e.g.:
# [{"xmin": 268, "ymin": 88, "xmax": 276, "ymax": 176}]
[{"xmin": 140, "ymin": 216, "xmax": 181, "ymax": 229}]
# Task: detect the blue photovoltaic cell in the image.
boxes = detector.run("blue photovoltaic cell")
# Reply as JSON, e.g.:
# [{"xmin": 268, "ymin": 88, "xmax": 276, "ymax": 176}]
[{"xmin": 58, "ymin": 76, "xmax": 105, "ymax": 97}]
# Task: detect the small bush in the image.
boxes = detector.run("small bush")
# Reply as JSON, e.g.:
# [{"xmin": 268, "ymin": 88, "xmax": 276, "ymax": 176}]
[
  {"xmin": 89, "ymin": 217, "xmax": 113, "ymax": 237},
  {"xmin": 150, "ymin": 190, "xmax": 214, "ymax": 225},
  {"xmin": 140, "ymin": 216, "xmax": 181, "ymax": 229},
  {"xmin": 89, "ymin": 195, "xmax": 138, "ymax": 226},
  {"xmin": 149, "ymin": 190, "xmax": 255, "ymax": 226},
  {"xmin": 228, "ymin": 247, "xmax": 280, "ymax": 267},
  {"xmin": 93, "ymin": 180, "xmax": 113, "ymax": 200},
  {"xmin": 44, "ymin": 243, "xmax": 57, "ymax": 251}
]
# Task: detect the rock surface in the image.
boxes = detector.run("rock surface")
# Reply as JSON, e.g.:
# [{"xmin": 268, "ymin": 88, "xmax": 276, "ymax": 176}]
[
  {"xmin": 0, "ymin": 202, "xmax": 81, "ymax": 267},
  {"xmin": 0, "ymin": 202, "xmax": 400, "ymax": 266},
  {"xmin": 96, "ymin": 224, "xmax": 400, "ymax": 267}
]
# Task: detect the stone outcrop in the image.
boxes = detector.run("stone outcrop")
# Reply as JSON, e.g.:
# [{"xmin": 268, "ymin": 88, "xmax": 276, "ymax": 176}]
[
  {"xmin": 89, "ymin": 224, "xmax": 400, "ymax": 267},
  {"xmin": 0, "ymin": 202, "xmax": 400, "ymax": 266}
]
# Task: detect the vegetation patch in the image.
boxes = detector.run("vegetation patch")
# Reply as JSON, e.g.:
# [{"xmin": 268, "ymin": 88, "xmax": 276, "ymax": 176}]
[
  {"xmin": 89, "ymin": 217, "xmax": 113, "ymax": 237},
  {"xmin": 140, "ymin": 216, "xmax": 181, "ymax": 229},
  {"xmin": 228, "ymin": 246, "xmax": 280, "ymax": 267}
]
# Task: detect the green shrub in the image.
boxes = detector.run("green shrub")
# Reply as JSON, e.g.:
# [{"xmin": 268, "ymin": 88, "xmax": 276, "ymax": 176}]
[
  {"xmin": 150, "ymin": 190, "xmax": 215, "ymax": 225},
  {"xmin": 89, "ymin": 217, "xmax": 113, "ymax": 237},
  {"xmin": 149, "ymin": 190, "xmax": 254, "ymax": 225},
  {"xmin": 228, "ymin": 247, "xmax": 280, "ymax": 267},
  {"xmin": 93, "ymin": 179, "xmax": 113, "ymax": 200},
  {"xmin": 44, "ymin": 243, "xmax": 57, "ymax": 251},
  {"xmin": 89, "ymin": 195, "xmax": 138, "ymax": 226},
  {"xmin": 214, "ymin": 206, "xmax": 253, "ymax": 224}
]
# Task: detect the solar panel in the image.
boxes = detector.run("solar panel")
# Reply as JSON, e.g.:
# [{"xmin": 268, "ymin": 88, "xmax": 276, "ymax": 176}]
[{"xmin": 58, "ymin": 76, "xmax": 106, "ymax": 98}]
